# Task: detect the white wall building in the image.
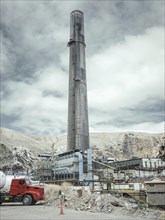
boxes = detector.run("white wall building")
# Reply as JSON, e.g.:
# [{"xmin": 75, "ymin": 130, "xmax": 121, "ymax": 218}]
[{"xmin": 142, "ymin": 158, "xmax": 165, "ymax": 168}]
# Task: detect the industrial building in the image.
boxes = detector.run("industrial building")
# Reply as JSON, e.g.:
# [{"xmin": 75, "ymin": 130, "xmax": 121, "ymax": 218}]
[
  {"xmin": 145, "ymin": 181, "xmax": 165, "ymax": 206},
  {"xmin": 110, "ymin": 157, "xmax": 165, "ymax": 170},
  {"xmin": 52, "ymin": 149, "xmax": 93, "ymax": 185}
]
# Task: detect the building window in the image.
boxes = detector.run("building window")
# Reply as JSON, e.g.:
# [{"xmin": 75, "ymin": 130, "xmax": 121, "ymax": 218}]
[
  {"xmin": 145, "ymin": 161, "xmax": 147, "ymax": 168},
  {"xmin": 149, "ymin": 184, "xmax": 154, "ymax": 187},
  {"xmin": 150, "ymin": 161, "xmax": 152, "ymax": 168},
  {"xmin": 129, "ymin": 184, "xmax": 134, "ymax": 189},
  {"xmin": 154, "ymin": 162, "xmax": 157, "ymax": 168}
]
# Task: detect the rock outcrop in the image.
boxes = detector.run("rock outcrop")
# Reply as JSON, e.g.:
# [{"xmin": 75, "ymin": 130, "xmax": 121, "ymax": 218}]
[{"xmin": 0, "ymin": 143, "xmax": 37, "ymax": 171}]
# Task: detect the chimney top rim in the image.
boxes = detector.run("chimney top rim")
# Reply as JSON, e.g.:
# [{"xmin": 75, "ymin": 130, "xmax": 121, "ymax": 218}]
[{"xmin": 71, "ymin": 10, "xmax": 83, "ymax": 14}]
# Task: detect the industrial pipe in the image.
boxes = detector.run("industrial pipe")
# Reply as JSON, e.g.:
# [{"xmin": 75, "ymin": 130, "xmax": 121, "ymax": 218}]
[{"xmin": 75, "ymin": 152, "xmax": 83, "ymax": 181}]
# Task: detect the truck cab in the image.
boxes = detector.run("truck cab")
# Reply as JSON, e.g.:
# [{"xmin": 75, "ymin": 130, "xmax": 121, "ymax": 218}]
[{"xmin": 0, "ymin": 178, "xmax": 44, "ymax": 205}]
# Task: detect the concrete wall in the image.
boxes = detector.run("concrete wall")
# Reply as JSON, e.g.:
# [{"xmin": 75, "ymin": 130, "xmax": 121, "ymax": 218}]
[
  {"xmin": 146, "ymin": 182, "xmax": 165, "ymax": 205},
  {"xmin": 111, "ymin": 183, "xmax": 129, "ymax": 190},
  {"xmin": 127, "ymin": 169, "xmax": 158, "ymax": 178},
  {"xmin": 160, "ymin": 169, "xmax": 165, "ymax": 176},
  {"xmin": 133, "ymin": 182, "xmax": 145, "ymax": 191},
  {"xmin": 147, "ymin": 193, "xmax": 165, "ymax": 206},
  {"xmin": 111, "ymin": 182, "xmax": 145, "ymax": 191},
  {"xmin": 146, "ymin": 182, "xmax": 165, "ymax": 193},
  {"xmin": 113, "ymin": 172, "xmax": 125, "ymax": 180},
  {"xmin": 53, "ymin": 154, "xmax": 80, "ymax": 174},
  {"xmin": 113, "ymin": 169, "xmax": 159, "ymax": 180}
]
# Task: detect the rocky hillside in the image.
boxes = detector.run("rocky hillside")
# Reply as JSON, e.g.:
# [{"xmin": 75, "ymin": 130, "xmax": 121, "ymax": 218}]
[
  {"xmin": 89, "ymin": 132, "xmax": 165, "ymax": 160},
  {"xmin": 0, "ymin": 128, "xmax": 51, "ymax": 154},
  {"xmin": 33, "ymin": 132, "xmax": 164, "ymax": 160},
  {"xmin": 0, "ymin": 128, "xmax": 52, "ymax": 171},
  {"xmin": 0, "ymin": 128, "xmax": 164, "ymax": 171}
]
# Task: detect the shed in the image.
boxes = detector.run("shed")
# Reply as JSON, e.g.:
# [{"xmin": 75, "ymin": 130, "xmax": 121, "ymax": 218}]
[{"xmin": 145, "ymin": 181, "xmax": 165, "ymax": 206}]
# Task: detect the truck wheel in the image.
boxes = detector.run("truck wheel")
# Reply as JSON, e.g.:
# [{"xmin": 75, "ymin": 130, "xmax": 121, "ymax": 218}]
[{"xmin": 22, "ymin": 195, "xmax": 32, "ymax": 205}]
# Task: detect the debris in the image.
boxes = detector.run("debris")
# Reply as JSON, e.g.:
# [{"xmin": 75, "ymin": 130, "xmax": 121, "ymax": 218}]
[
  {"xmin": 111, "ymin": 201, "xmax": 123, "ymax": 207},
  {"xmin": 43, "ymin": 184, "xmax": 164, "ymax": 219}
]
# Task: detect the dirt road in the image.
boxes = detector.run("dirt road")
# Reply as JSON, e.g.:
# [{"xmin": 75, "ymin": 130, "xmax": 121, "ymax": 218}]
[{"xmin": 0, "ymin": 203, "xmax": 151, "ymax": 220}]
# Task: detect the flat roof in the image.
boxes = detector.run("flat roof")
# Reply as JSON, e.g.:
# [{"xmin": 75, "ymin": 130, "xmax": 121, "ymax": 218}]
[{"xmin": 145, "ymin": 181, "xmax": 165, "ymax": 184}]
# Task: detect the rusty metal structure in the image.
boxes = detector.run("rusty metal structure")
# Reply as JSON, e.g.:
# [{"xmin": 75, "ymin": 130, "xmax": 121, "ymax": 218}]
[{"xmin": 67, "ymin": 10, "xmax": 89, "ymax": 152}]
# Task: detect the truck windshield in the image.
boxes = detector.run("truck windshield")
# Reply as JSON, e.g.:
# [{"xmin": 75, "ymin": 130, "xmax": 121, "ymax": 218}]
[
  {"xmin": 25, "ymin": 178, "xmax": 31, "ymax": 185},
  {"xmin": 19, "ymin": 179, "xmax": 25, "ymax": 185}
]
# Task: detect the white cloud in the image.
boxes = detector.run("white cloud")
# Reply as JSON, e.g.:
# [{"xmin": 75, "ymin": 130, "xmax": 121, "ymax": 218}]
[
  {"xmin": 1, "ymin": 67, "xmax": 68, "ymax": 135},
  {"xmin": 35, "ymin": 65, "xmax": 68, "ymax": 93},
  {"xmin": 88, "ymin": 26, "xmax": 164, "ymax": 111}
]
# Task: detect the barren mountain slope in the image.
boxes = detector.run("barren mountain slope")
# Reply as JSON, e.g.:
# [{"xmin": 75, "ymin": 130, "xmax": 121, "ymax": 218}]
[
  {"xmin": 89, "ymin": 132, "xmax": 164, "ymax": 160},
  {"xmin": 0, "ymin": 128, "xmax": 51, "ymax": 154},
  {"xmin": 0, "ymin": 128, "xmax": 52, "ymax": 171},
  {"xmin": 0, "ymin": 128, "xmax": 164, "ymax": 171},
  {"xmin": 32, "ymin": 131, "xmax": 165, "ymax": 160}
]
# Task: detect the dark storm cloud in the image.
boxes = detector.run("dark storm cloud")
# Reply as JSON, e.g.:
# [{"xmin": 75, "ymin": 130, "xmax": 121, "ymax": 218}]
[
  {"xmin": 1, "ymin": 0, "xmax": 163, "ymax": 79},
  {"xmin": 2, "ymin": 1, "xmax": 163, "ymax": 79},
  {"xmin": 127, "ymin": 98, "xmax": 164, "ymax": 114},
  {"xmin": 1, "ymin": 1, "xmax": 65, "ymax": 82},
  {"xmin": 94, "ymin": 98, "xmax": 164, "ymax": 127},
  {"xmin": 85, "ymin": 0, "xmax": 164, "ymax": 54}
]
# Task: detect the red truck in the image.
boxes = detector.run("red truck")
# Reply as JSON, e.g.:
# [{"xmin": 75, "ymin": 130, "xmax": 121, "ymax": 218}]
[{"xmin": 0, "ymin": 177, "xmax": 44, "ymax": 205}]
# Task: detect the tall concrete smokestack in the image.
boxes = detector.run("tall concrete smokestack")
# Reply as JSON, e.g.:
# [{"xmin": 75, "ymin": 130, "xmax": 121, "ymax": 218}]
[{"xmin": 67, "ymin": 10, "xmax": 89, "ymax": 152}]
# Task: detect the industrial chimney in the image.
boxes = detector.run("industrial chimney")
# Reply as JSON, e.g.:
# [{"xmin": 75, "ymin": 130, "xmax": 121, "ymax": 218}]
[{"xmin": 67, "ymin": 10, "xmax": 90, "ymax": 152}]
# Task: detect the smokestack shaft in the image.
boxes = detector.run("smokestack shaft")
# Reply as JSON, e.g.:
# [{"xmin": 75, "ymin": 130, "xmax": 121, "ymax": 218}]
[{"xmin": 67, "ymin": 10, "xmax": 89, "ymax": 151}]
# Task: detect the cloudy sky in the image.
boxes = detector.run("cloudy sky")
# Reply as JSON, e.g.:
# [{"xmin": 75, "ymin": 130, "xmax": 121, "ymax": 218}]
[{"xmin": 1, "ymin": 0, "xmax": 164, "ymax": 136}]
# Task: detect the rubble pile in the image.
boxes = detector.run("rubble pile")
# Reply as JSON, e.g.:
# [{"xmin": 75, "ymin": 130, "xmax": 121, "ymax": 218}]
[
  {"xmin": 44, "ymin": 182, "xmax": 72, "ymax": 205},
  {"xmin": 44, "ymin": 184, "xmax": 62, "ymax": 205},
  {"xmin": 44, "ymin": 185, "xmax": 164, "ymax": 219},
  {"xmin": 64, "ymin": 187, "xmax": 116, "ymax": 212}
]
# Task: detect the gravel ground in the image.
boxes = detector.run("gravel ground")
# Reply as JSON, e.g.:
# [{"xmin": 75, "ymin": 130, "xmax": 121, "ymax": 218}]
[{"xmin": 0, "ymin": 203, "xmax": 151, "ymax": 220}]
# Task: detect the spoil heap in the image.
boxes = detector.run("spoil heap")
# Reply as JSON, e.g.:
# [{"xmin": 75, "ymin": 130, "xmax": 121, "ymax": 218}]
[{"xmin": 44, "ymin": 184, "xmax": 164, "ymax": 219}]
